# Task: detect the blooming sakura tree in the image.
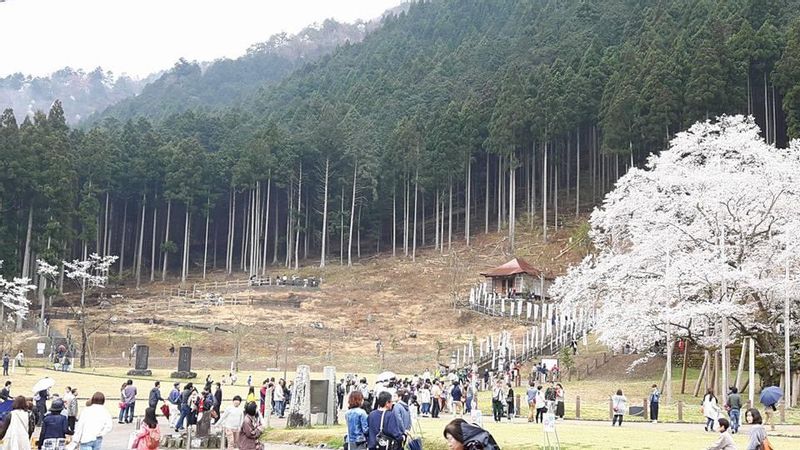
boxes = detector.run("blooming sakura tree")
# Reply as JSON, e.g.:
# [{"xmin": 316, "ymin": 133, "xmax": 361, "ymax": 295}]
[
  {"xmin": 37, "ymin": 253, "xmax": 118, "ymax": 368},
  {"xmin": 0, "ymin": 261, "xmax": 36, "ymax": 323},
  {"xmin": 551, "ymin": 116, "xmax": 800, "ymax": 385}
]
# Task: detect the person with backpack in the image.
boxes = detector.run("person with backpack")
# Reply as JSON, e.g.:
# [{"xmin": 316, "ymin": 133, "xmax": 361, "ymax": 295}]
[
  {"xmin": 132, "ymin": 407, "xmax": 160, "ymax": 450},
  {"xmin": 367, "ymin": 391, "xmax": 404, "ymax": 450},
  {"xmin": 649, "ymin": 384, "xmax": 661, "ymax": 423},
  {"xmin": 443, "ymin": 418, "xmax": 500, "ymax": 450}
]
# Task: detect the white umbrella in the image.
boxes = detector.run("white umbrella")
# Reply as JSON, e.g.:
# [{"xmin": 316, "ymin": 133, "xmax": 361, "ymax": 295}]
[
  {"xmin": 31, "ymin": 377, "xmax": 55, "ymax": 394},
  {"xmin": 376, "ymin": 371, "xmax": 397, "ymax": 383}
]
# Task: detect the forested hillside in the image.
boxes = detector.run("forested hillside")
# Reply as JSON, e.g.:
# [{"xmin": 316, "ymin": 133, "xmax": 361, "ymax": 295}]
[
  {"xmin": 87, "ymin": 17, "xmax": 392, "ymax": 124},
  {"xmin": 0, "ymin": 67, "xmax": 150, "ymax": 125},
  {"xmin": 3, "ymin": 0, "xmax": 800, "ymax": 302}
]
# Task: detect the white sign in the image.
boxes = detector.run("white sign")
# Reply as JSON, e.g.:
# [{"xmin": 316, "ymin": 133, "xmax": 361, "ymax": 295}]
[
  {"xmin": 36, "ymin": 343, "xmax": 45, "ymax": 355},
  {"xmin": 541, "ymin": 358, "xmax": 558, "ymax": 370},
  {"xmin": 543, "ymin": 412, "xmax": 556, "ymax": 432}
]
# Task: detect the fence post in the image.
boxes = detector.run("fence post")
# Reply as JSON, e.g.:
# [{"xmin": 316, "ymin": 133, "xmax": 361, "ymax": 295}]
[
  {"xmin": 643, "ymin": 398, "xmax": 649, "ymax": 421},
  {"xmin": 677, "ymin": 401, "xmax": 684, "ymax": 422},
  {"xmin": 575, "ymin": 395, "xmax": 581, "ymax": 419}
]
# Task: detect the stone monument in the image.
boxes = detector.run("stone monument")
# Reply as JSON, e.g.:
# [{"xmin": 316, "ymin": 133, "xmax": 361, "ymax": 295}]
[
  {"xmin": 170, "ymin": 346, "xmax": 197, "ymax": 379},
  {"xmin": 286, "ymin": 365, "xmax": 310, "ymax": 428},
  {"xmin": 127, "ymin": 345, "xmax": 152, "ymax": 376},
  {"xmin": 323, "ymin": 366, "xmax": 337, "ymax": 425}
]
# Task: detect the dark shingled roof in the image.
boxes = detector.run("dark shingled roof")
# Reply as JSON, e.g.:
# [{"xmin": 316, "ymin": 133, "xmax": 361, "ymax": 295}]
[{"xmin": 480, "ymin": 257, "xmax": 552, "ymax": 279}]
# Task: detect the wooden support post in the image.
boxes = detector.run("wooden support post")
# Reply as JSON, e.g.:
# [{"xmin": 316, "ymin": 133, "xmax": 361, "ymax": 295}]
[
  {"xmin": 680, "ymin": 341, "xmax": 689, "ymax": 394},
  {"xmin": 694, "ymin": 352, "xmax": 709, "ymax": 397},
  {"xmin": 677, "ymin": 401, "xmax": 684, "ymax": 422},
  {"xmin": 575, "ymin": 395, "xmax": 581, "ymax": 419},
  {"xmin": 644, "ymin": 398, "xmax": 649, "ymax": 421},
  {"xmin": 712, "ymin": 351, "xmax": 719, "ymax": 393},
  {"xmin": 608, "ymin": 397, "xmax": 613, "ymax": 420},
  {"xmin": 735, "ymin": 340, "xmax": 746, "ymax": 391}
]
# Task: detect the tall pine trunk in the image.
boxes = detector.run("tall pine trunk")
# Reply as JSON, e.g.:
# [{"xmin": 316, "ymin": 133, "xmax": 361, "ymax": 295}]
[
  {"xmin": 412, "ymin": 168, "xmax": 419, "ymax": 261},
  {"xmin": 542, "ymin": 141, "xmax": 548, "ymax": 241},
  {"xmin": 576, "ymin": 127, "xmax": 580, "ymax": 217},
  {"xmin": 294, "ymin": 166, "xmax": 302, "ymax": 270},
  {"xmin": 203, "ymin": 197, "xmax": 210, "ymax": 279},
  {"xmin": 135, "ymin": 193, "xmax": 146, "ymax": 288},
  {"xmin": 347, "ymin": 160, "xmax": 358, "ymax": 266},
  {"xmin": 261, "ymin": 178, "xmax": 271, "ymax": 275},
  {"xmin": 465, "ymin": 153, "xmax": 471, "ymax": 246},
  {"xmin": 448, "ymin": 181, "xmax": 453, "ymax": 252},
  {"xmin": 484, "ymin": 153, "xmax": 489, "ymax": 234},
  {"xmin": 181, "ymin": 206, "xmax": 190, "ymax": 284},
  {"xmin": 150, "ymin": 200, "xmax": 158, "ymax": 282},
  {"xmin": 119, "ymin": 201, "xmax": 127, "ymax": 276},
  {"xmin": 161, "ymin": 200, "xmax": 171, "ymax": 281},
  {"xmin": 21, "ymin": 205, "xmax": 33, "ymax": 279},
  {"xmin": 392, "ymin": 187, "xmax": 397, "ymax": 257},
  {"xmin": 320, "ymin": 159, "xmax": 330, "ymax": 267}
]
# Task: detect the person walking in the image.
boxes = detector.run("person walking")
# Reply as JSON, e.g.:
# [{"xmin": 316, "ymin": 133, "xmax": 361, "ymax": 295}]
[
  {"xmin": 745, "ymin": 408, "xmax": 770, "ymax": 450},
  {"xmin": 175, "ymin": 383, "xmax": 194, "ymax": 432},
  {"xmin": 73, "ymin": 392, "xmax": 114, "ymax": 450},
  {"xmin": 726, "ymin": 386, "xmax": 742, "ymax": 434},
  {"xmin": 148, "ymin": 381, "xmax": 164, "ymax": 409},
  {"xmin": 490, "ymin": 382, "xmax": 504, "ymax": 423},
  {"xmin": 535, "ymin": 385, "xmax": 546, "ymax": 424},
  {"xmin": 611, "ymin": 389, "xmax": 627, "ymax": 427},
  {"xmin": 526, "ymin": 382, "xmax": 537, "ymax": 423},
  {"xmin": 14, "ymin": 350, "xmax": 24, "ymax": 368},
  {"xmin": 218, "ymin": 395, "xmax": 244, "ymax": 450},
  {"xmin": 2, "ymin": 353, "xmax": 9, "ymax": 376},
  {"xmin": 649, "ymin": 384, "xmax": 660, "ymax": 423},
  {"xmin": 705, "ymin": 417, "xmax": 736, "ymax": 450},
  {"xmin": 34, "ymin": 386, "xmax": 49, "ymax": 426},
  {"xmin": 119, "ymin": 380, "xmax": 137, "ymax": 424},
  {"xmin": 345, "ymin": 391, "xmax": 369, "ymax": 450},
  {"xmin": 213, "ymin": 383, "xmax": 223, "ymax": 423},
  {"xmin": 238, "ymin": 402, "xmax": 263, "ymax": 450},
  {"xmin": 167, "ymin": 383, "xmax": 181, "ymax": 428},
  {"xmin": 0, "ymin": 396, "xmax": 34, "ymax": 450},
  {"xmin": 131, "ymin": 407, "xmax": 160, "ymax": 450},
  {"xmin": 702, "ymin": 389, "xmax": 720, "ymax": 432}
]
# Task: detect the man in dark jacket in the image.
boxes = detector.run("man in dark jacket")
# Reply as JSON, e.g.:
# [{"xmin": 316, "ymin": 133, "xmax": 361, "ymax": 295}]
[
  {"xmin": 149, "ymin": 381, "xmax": 164, "ymax": 408},
  {"xmin": 367, "ymin": 391, "xmax": 404, "ymax": 450},
  {"xmin": 213, "ymin": 382, "xmax": 223, "ymax": 423},
  {"xmin": 175, "ymin": 383, "xmax": 193, "ymax": 432},
  {"xmin": 0, "ymin": 381, "xmax": 10, "ymax": 401}
]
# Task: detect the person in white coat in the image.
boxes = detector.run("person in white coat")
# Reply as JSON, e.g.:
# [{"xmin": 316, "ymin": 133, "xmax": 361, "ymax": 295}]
[
  {"xmin": 218, "ymin": 395, "xmax": 244, "ymax": 450},
  {"xmin": 702, "ymin": 389, "xmax": 721, "ymax": 432},
  {"xmin": 0, "ymin": 396, "xmax": 33, "ymax": 450},
  {"xmin": 611, "ymin": 389, "xmax": 628, "ymax": 426},
  {"xmin": 73, "ymin": 392, "xmax": 113, "ymax": 450}
]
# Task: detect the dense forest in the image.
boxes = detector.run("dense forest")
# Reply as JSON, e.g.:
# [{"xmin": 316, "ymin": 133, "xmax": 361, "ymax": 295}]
[{"xmin": 3, "ymin": 0, "xmax": 800, "ymax": 303}]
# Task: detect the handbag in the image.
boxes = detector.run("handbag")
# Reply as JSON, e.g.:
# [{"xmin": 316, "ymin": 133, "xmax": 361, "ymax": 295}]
[
  {"xmin": 761, "ymin": 437, "xmax": 773, "ymax": 450},
  {"xmin": 376, "ymin": 411, "xmax": 402, "ymax": 450},
  {"xmin": 119, "ymin": 401, "xmax": 128, "ymax": 410}
]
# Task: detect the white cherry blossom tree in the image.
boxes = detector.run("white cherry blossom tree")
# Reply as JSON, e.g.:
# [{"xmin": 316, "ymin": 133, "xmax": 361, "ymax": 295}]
[{"xmin": 552, "ymin": 115, "xmax": 800, "ymax": 385}]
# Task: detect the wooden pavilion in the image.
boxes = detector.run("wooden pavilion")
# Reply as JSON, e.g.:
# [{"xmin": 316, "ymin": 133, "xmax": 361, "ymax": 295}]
[{"xmin": 480, "ymin": 257, "xmax": 553, "ymax": 299}]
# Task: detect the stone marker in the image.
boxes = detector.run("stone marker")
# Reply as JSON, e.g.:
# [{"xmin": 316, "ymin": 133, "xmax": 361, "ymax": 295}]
[
  {"xmin": 170, "ymin": 346, "xmax": 197, "ymax": 379},
  {"xmin": 127, "ymin": 344, "xmax": 152, "ymax": 376}
]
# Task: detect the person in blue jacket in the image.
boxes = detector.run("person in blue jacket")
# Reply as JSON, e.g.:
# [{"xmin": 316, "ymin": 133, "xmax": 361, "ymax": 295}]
[
  {"xmin": 367, "ymin": 391, "xmax": 405, "ymax": 450},
  {"xmin": 37, "ymin": 398, "xmax": 72, "ymax": 449}
]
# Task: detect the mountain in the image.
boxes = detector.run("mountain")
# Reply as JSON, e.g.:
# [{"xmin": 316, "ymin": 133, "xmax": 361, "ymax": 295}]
[
  {"xmin": 88, "ymin": 12, "xmax": 404, "ymax": 124},
  {"xmin": 0, "ymin": 67, "xmax": 153, "ymax": 125}
]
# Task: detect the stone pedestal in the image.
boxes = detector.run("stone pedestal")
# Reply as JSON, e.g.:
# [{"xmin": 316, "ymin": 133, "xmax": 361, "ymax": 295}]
[
  {"xmin": 170, "ymin": 346, "xmax": 197, "ymax": 378},
  {"xmin": 127, "ymin": 345, "xmax": 152, "ymax": 376}
]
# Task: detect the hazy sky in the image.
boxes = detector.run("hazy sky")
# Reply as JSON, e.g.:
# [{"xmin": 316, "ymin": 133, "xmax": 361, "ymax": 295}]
[{"xmin": 0, "ymin": 0, "xmax": 401, "ymax": 78}]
